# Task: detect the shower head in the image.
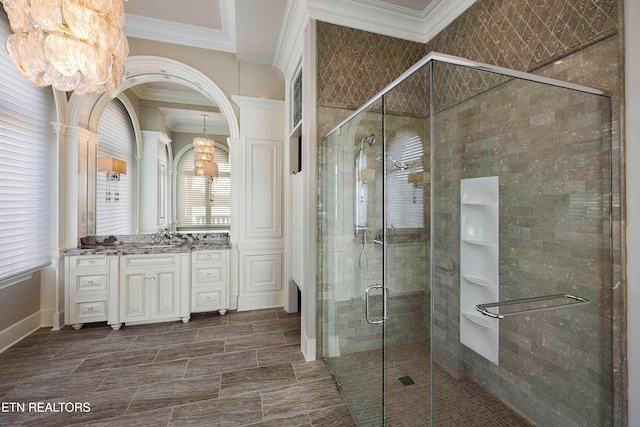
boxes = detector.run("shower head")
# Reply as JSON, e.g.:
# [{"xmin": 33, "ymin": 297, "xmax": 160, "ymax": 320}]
[{"xmin": 361, "ymin": 134, "xmax": 375, "ymax": 146}]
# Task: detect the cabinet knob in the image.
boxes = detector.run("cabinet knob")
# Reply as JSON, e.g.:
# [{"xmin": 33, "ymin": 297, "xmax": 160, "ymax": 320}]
[
  {"xmin": 88, "ymin": 307, "xmax": 94, "ymax": 311},
  {"xmin": 206, "ymin": 297, "xmax": 212, "ymax": 301},
  {"xmin": 206, "ymin": 273, "xmax": 212, "ymax": 277},
  {"xmin": 206, "ymin": 255, "xmax": 211, "ymax": 259},
  {"xmin": 150, "ymin": 277, "xmax": 156, "ymax": 281},
  {"xmin": 89, "ymin": 260, "xmax": 94, "ymax": 264},
  {"xmin": 88, "ymin": 281, "xmax": 94, "ymax": 284},
  {"xmin": 145, "ymin": 277, "xmax": 150, "ymax": 281}
]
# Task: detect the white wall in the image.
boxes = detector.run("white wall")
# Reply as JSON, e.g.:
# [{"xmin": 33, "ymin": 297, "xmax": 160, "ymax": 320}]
[{"xmin": 625, "ymin": 0, "xmax": 640, "ymax": 424}]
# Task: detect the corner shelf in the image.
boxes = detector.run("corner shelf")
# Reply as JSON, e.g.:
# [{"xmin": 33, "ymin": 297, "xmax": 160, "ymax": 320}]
[
  {"xmin": 460, "ymin": 176, "xmax": 499, "ymax": 365},
  {"xmin": 462, "ymin": 238, "xmax": 496, "ymax": 247},
  {"xmin": 461, "ymin": 275, "xmax": 497, "ymax": 288},
  {"xmin": 462, "ymin": 311, "xmax": 497, "ymax": 329}
]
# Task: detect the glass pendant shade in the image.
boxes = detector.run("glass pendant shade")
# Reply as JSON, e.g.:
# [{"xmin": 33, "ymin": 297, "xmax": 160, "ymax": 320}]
[
  {"xmin": 193, "ymin": 115, "xmax": 217, "ymax": 177},
  {"xmin": 3, "ymin": 0, "xmax": 129, "ymax": 97}
]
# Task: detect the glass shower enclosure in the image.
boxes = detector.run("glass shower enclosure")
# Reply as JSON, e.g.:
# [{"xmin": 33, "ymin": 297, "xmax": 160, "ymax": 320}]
[{"xmin": 319, "ymin": 53, "xmax": 614, "ymax": 426}]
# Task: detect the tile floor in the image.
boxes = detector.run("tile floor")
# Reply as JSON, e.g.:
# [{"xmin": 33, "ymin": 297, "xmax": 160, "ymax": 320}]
[
  {"xmin": 0, "ymin": 309, "xmax": 356, "ymax": 427},
  {"xmin": 328, "ymin": 342, "xmax": 534, "ymax": 427}
]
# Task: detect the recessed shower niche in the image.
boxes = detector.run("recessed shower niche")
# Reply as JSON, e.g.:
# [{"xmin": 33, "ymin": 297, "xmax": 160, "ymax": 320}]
[{"xmin": 460, "ymin": 176, "xmax": 499, "ymax": 365}]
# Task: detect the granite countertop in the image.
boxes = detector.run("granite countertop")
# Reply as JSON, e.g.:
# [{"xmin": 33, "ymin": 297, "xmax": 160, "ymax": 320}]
[{"xmin": 63, "ymin": 232, "xmax": 231, "ymax": 256}]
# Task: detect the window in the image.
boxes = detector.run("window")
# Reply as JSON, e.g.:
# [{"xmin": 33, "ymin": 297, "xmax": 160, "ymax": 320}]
[
  {"xmin": 96, "ymin": 99, "xmax": 136, "ymax": 235},
  {"xmin": 386, "ymin": 127, "xmax": 424, "ymax": 229},
  {"xmin": 176, "ymin": 146, "xmax": 230, "ymax": 229},
  {"xmin": 0, "ymin": 16, "xmax": 54, "ymax": 281}
]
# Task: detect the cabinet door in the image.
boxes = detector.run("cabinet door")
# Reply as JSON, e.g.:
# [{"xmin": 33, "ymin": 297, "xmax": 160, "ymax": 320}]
[
  {"xmin": 150, "ymin": 266, "xmax": 180, "ymax": 319},
  {"xmin": 120, "ymin": 269, "xmax": 149, "ymax": 322}
]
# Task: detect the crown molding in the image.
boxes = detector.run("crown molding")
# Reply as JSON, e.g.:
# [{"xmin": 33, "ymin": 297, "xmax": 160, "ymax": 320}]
[
  {"xmin": 171, "ymin": 123, "xmax": 230, "ymax": 135},
  {"xmin": 351, "ymin": 0, "xmax": 436, "ymax": 18},
  {"xmin": 232, "ymin": 95, "xmax": 285, "ymax": 111},
  {"xmin": 303, "ymin": 0, "xmax": 477, "ymax": 44},
  {"xmin": 273, "ymin": 0, "xmax": 308, "ymax": 78},
  {"xmin": 124, "ymin": 0, "xmax": 236, "ymax": 52},
  {"xmin": 422, "ymin": 0, "xmax": 477, "ymax": 41},
  {"xmin": 132, "ymin": 85, "xmax": 216, "ymax": 107}
]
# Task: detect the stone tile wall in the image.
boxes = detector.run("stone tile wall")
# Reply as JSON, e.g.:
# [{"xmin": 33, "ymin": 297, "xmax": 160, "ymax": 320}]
[
  {"xmin": 430, "ymin": 61, "xmax": 612, "ymax": 426},
  {"xmin": 317, "ymin": 0, "xmax": 623, "ymax": 424}
]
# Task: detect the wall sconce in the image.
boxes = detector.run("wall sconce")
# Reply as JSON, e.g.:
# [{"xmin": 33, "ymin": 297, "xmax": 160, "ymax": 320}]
[
  {"xmin": 98, "ymin": 157, "xmax": 127, "ymax": 202},
  {"xmin": 202, "ymin": 161, "xmax": 219, "ymax": 202},
  {"xmin": 407, "ymin": 172, "xmax": 428, "ymax": 204},
  {"xmin": 358, "ymin": 168, "xmax": 376, "ymax": 185},
  {"xmin": 203, "ymin": 161, "xmax": 219, "ymax": 183}
]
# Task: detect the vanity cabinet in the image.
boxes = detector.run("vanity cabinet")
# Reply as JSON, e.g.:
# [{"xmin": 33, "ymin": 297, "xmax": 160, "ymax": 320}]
[
  {"xmin": 191, "ymin": 250, "xmax": 229, "ymax": 315},
  {"xmin": 119, "ymin": 253, "xmax": 191, "ymax": 324},
  {"xmin": 65, "ymin": 255, "xmax": 120, "ymax": 330},
  {"xmin": 64, "ymin": 249, "xmax": 228, "ymax": 330}
]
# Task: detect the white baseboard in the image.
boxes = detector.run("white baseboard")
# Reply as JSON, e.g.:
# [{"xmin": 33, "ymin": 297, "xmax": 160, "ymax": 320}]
[
  {"xmin": 302, "ymin": 330, "xmax": 317, "ymax": 362},
  {"xmin": 48, "ymin": 310, "xmax": 65, "ymax": 331},
  {"xmin": 0, "ymin": 311, "xmax": 43, "ymax": 353},
  {"xmin": 237, "ymin": 293, "xmax": 284, "ymax": 312},
  {"xmin": 40, "ymin": 309, "xmax": 54, "ymax": 328}
]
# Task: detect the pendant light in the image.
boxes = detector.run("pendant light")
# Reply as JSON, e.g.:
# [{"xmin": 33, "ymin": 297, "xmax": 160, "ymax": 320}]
[{"xmin": 3, "ymin": 0, "xmax": 129, "ymax": 97}]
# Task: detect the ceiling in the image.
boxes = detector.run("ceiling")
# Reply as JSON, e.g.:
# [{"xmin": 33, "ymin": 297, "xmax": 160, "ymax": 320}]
[{"xmin": 121, "ymin": 0, "xmax": 466, "ymax": 135}]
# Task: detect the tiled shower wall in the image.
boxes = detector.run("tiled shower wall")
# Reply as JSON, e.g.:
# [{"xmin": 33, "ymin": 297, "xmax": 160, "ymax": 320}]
[
  {"xmin": 316, "ymin": 0, "xmax": 623, "ymax": 423},
  {"xmin": 430, "ymin": 61, "xmax": 612, "ymax": 426}
]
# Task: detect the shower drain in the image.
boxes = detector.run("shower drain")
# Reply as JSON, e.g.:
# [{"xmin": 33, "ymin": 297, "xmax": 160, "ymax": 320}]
[{"xmin": 398, "ymin": 376, "xmax": 415, "ymax": 386}]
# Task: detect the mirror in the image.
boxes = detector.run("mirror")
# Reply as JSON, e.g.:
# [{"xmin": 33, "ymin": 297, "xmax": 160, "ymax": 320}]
[{"xmin": 93, "ymin": 79, "xmax": 231, "ymax": 235}]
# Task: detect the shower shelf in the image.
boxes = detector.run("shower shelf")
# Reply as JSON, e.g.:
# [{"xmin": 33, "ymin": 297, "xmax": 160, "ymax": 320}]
[
  {"xmin": 461, "ymin": 200, "xmax": 497, "ymax": 206},
  {"xmin": 475, "ymin": 294, "xmax": 591, "ymax": 320},
  {"xmin": 462, "ymin": 238, "xmax": 496, "ymax": 246},
  {"xmin": 460, "ymin": 176, "xmax": 499, "ymax": 365},
  {"xmin": 462, "ymin": 311, "xmax": 497, "ymax": 329},
  {"xmin": 462, "ymin": 275, "xmax": 497, "ymax": 288}
]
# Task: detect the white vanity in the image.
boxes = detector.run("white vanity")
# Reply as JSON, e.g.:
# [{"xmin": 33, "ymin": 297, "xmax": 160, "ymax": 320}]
[{"xmin": 64, "ymin": 234, "xmax": 230, "ymax": 330}]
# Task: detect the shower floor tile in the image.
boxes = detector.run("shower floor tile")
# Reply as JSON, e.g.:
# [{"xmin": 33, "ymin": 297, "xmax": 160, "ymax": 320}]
[{"xmin": 329, "ymin": 342, "xmax": 534, "ymax": 427}]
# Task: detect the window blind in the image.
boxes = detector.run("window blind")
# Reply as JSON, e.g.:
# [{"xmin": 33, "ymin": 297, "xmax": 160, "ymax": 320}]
[
  {"xmin": 177, "ymin": 146, "xmax": 231, "ymax": 229},
  {"xmin": 0, "ymin": 16, "xmax": 54, "ymax": 280},
  {"xmin": 96, "ymin": 99, "xmax": 136, "ymax": 235},
  {"xmin": 386, "ymin": 130, "xmax": 424, "ymax": 229}
]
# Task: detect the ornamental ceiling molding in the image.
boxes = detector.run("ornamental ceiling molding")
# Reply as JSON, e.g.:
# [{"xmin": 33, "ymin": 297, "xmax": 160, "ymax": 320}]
[{"xmin": 123, "ymin": 0, "xmax": 236, "ymax": 52}]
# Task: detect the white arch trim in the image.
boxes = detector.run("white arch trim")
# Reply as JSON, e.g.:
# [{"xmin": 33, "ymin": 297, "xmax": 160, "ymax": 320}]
[{"xmin": 67, "ymin": 55, "xmax": 240, "ymax": 139}]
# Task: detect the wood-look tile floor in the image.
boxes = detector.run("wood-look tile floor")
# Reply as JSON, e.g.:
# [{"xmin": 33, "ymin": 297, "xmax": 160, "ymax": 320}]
[{"xmin": 0, "ymin": 309, "xmax": 356, "ymax": 427}]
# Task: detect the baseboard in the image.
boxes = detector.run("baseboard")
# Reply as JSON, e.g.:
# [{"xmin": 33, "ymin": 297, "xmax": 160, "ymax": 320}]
[
  {"xmin": 40, "ymin": 309, "xmax": 54, "ymax": 328},
  {"xmin": 0, "ymin": 311, "xmax": 43, "ymax": 354},
  {"xmin": 237, "ymin": 293, "xmax": 284, "ymax": 312},
  {"xmin": 47, "ymin": 310, "xmax": 65, "ymax": 331},
  {"xmin": 301, "ymin": 330, "xmax": 317, "ymax": 362}
]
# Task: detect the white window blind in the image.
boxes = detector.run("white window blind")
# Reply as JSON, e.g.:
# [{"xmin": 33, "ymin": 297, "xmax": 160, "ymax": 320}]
[
  {"xmin": 177, "ymin": 147, "xmax": 230, "ymax": 229},
  {"xmin": 96, "ymin": 99, "xmax": 136, "ymax": 235},
  {"xmin": 0, "ymin": 16, "xmax": 54, "ymax": 280},
  {"xmin": 386, "ymin": 129, "xmax": 424, "ymax": 229}
]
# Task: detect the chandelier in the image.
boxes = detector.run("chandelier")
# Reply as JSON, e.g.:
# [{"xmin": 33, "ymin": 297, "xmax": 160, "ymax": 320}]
[
  {"xmin": 3, "ymin": 0, "xmax": 129, "ymax": 97},
  {"xmin": 193, "ymin": 114, "xmax": 218, "ymax": 182}
]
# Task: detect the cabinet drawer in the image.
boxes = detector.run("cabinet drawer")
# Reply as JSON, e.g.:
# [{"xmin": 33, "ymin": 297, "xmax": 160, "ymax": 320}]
[
  {"xmin": 71, "ymin": 297, "xmax": 107, "ymax": 321},
  {"xmin": 71, "ymin": 274, "xmax": 108, "ymax": 293},
  {"xmin": 194, "ymin": 251, "xmax": 226, "ymax": 263},
  {"xmin": 192, "ymin": 264, "xmax": 226, "ymax": 287},
  {"xmin": 71, "ymin": 256, "xmax": 107, "ymax": 268},
  {"xmin": 191, "ymin": 288, "xmax": 226, "ymax": 312},
  {"xmin": 121, "ymin": 254, "xmax": 179, "ymax": 268}
]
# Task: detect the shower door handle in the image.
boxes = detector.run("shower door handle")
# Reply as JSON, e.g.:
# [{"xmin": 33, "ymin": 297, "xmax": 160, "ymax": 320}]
[{"xmin": 365, "ymin": 284, "xmax": 387, "ymax": 325}]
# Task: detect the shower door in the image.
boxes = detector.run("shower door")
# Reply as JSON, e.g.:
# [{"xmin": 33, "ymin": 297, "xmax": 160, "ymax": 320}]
[{"xmin": 320, "ymin": 99, "xmax": 388, "ymax": 426}]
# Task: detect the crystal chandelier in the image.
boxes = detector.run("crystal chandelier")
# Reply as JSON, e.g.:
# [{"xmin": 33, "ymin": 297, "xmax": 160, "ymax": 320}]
[
  {"xmin": 193, "ymin": 114, "xmax": 218, "ymax": 181},
  {"xmin": 3, "ymin": 0, "xmax": 129, "ymax": 97}
]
